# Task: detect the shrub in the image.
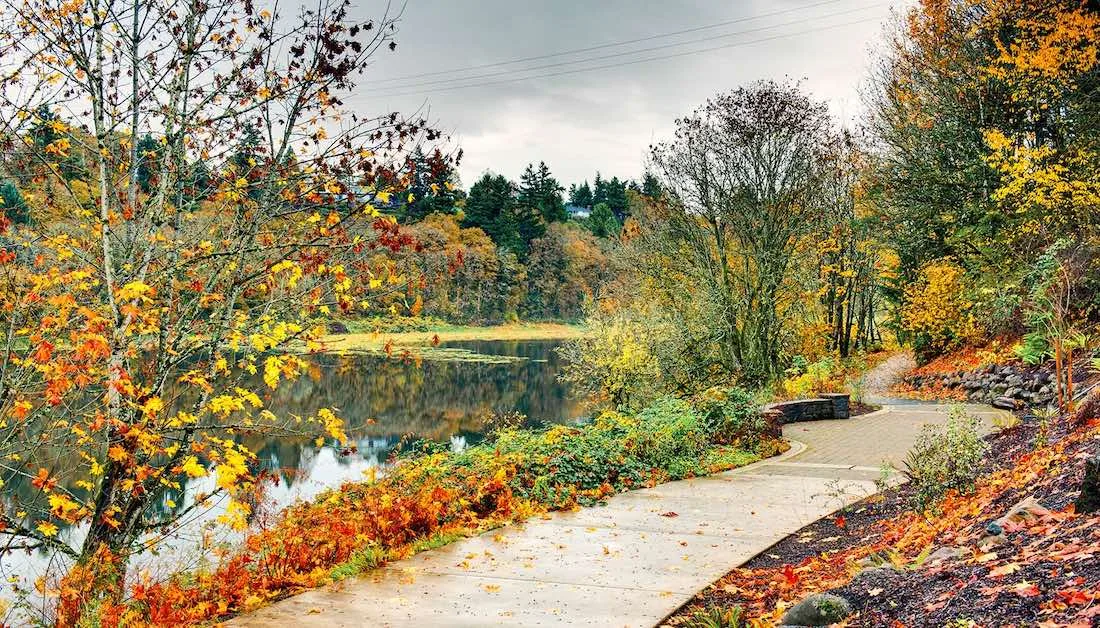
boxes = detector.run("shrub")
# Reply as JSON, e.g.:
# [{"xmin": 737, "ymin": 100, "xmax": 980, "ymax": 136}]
[
  {"xmin": 694, "ymin": 387, "xmax": 768, "ymax": 447},
  {"xmin": 902, "ymin": 407, "xmax": 989, "ymax": 511},
  {"xmin": 901, "ymin": 260, "xmax": 983, "ymax": 361},
  {"xmin": 685, "ymin": 604, "xmax": 744, "ymax": 628}
]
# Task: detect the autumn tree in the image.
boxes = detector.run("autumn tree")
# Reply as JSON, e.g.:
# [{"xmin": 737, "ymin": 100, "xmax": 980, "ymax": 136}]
[
  {"xmin": 868, "ymin": 0, "xmax": 1100, "ymax": 344},
  {"xmin": 0, "ymin": 0, "xmax": 444, "ymax": 622},
  {"xmin": 644, "ymin": 80, "xmax": 837, "ymax": 383}
]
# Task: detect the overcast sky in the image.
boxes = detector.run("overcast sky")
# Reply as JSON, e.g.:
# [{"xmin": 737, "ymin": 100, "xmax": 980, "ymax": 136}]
[{"xmin": 350, "ymin": 0, "xmax": 906, "ymax": 189}]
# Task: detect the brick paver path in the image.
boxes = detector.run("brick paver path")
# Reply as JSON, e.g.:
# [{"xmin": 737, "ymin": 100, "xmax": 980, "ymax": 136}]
[{"xmin": 231, "ymin": 400, "xmax": 1008, "ymax": 628}]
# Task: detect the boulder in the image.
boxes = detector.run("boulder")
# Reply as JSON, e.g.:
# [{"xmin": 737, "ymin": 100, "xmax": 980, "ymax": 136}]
[
  {"xmin": 779, "ymin": 593, "xmax": 852, "ymax": 627},
  {"xmin": 991, "ymin": 396, "xmax": 1016, "ymax": 410}
]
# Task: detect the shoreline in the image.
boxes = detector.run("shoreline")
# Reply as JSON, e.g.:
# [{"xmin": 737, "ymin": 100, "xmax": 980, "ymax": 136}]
[{"xmin": 318, "ymin": 321, "xmax": 589, "ymax": 352}]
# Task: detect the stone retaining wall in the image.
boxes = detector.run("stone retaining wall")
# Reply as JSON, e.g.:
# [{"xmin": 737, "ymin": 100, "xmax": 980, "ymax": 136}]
[
  {"xmin": 903, "ymin": 363, "xmax": 1055, "ymax": 407},
  {"xmin": 766, "ymin": 393, "xmax": 851, "ymax": 424}
]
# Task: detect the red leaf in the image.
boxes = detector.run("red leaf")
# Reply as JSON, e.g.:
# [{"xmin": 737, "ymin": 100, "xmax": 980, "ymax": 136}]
[{"xmin": 782, "ymin": 564, "xmax": 799, "ymax": 586}]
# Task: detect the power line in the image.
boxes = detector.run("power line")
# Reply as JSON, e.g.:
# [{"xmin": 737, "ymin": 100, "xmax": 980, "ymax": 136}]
[
  {"xmin": 377, "ymin": 3, "xmax": 888, "ymax": 92},
  {"xmin": 383, "ymin": 14, "xmax": 889, "ymax": 99},
  {"xmin": 369, "ymin": 0, "xmax": 866, "ymax": 85}
]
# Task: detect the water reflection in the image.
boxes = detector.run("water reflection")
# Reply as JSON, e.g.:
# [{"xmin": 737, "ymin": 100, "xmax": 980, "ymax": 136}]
[{"xmin": 0, "ymin": 339, "xmax": 583, "ymax": 601}]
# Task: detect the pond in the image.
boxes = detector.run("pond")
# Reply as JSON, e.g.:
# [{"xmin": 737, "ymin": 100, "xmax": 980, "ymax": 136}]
[{"xmin": 0, "ymin": 338, "xmax": 586, "ymax": 609}]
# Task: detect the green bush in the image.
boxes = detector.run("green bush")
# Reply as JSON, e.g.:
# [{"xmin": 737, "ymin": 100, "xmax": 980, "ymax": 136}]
[
  {"xmin": 694, "ymin": 387, "xmax": 769, "ymax": 447},
  {"xmin": 465, "ymin": 389, "xmax": 775, "ymax": 507},
  {"xmin": 902, "ymin": 407, "xmax": 989, "ymax": 511}
]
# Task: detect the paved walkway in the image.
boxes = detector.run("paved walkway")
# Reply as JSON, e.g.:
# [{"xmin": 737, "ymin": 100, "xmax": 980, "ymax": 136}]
[{"xmin": 232, "ymin": 401, "xmax": 1008, "ymax": 628}]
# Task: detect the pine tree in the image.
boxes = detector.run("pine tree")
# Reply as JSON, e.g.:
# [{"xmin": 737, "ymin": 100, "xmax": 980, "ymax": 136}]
[
  {"xmin": 569, "ymin": 180, "xmax": 593, "ymax": 208},
  {"xmin": 517, "ymin": 161, "xmax": 566, "ymax": 224},
  {"xmin": 606, "ymin": 176, "xmax": 629, "ymax": 221},
  {"xmin": 641, "ymin": 171, "xmax": 662, "ymax": 199},
  {"xmin": 592, "ymin": 172, "xmax": 607, "ymax": 206},
  {"xmin": 401, "ymin": 149, "xmax": 464, "ymax": 223},
  {"xmin": 135, "ymin": 134, "xmax": 162, "ymax": 194},
  {"xmin": 0, "ymin": 181, "xmax": 29, "ymax": 225},
  {"xmin": 465, "ymin": 173, "xmax": 521, "ymax": 252}
]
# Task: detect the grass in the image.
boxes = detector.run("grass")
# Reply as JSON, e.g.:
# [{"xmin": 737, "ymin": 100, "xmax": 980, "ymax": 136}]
[{"xmin": 321, "ymin": 321, "xmax": 589, "ymax": 354}]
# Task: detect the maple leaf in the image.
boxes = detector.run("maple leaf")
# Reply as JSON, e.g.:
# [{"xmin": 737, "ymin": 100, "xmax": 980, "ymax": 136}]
[
  {"xmin": 990, "ymin": 562, "xmax": 1021, "ymax": 577},
  {"xmin": 31, "ymin": 468, "xmax": 57, "ymax": 492},
  {"xmin": 1056, "ymin": 589, "xmax": 1092, "ymax": 606},
  {"xmin": 781, "ymin": 564, "xmax": 799, "ymax": 586},
  {"xmin": 36, "ymin": 521, "xmax": 59, "ymax": 537},
  {"xmin": 1013, "ymin": 581, "xmax": 1041, "ymax": 598}
]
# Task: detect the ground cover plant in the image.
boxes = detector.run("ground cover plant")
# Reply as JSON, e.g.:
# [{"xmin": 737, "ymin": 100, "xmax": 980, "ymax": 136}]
[
  {"xmin": 666, "ymin": 400, "xmax": 1100, "ymax": 627},
  {"xmin": 57, "ymin": 389, "xmax": 784, "ymax": 626}
]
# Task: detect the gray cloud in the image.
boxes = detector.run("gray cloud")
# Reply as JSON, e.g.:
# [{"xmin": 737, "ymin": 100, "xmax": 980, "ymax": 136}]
[{"xmin": 348, "ymin": 0, "xmax": 902, "ymax": 187}]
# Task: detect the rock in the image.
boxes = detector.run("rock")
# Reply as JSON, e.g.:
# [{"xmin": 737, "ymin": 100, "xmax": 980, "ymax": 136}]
[
  {"xmin": 925, "ymin": 546, "xmax": 966, "ymax": 566},
  {"xmin": 995, "ymin": 495, "xmax": 1050, "ymax": 528},
  {"xmin": 1075, "ymin": 456, "xmax": 1100, "ymax": 514},
  {"xmin": 780, "ymin": 593, "xmax": 853, "ymax": 627},
  {"xmin": 1005, "ymin": 387, "xmax": 1022, "ymax": 399},
  {"xmin": 991, "ymin": 396, "xmax": 1016, "ymax": 410},
  {"xmin": 978, "ymin": 533, "xmax": 1007, "ymax": 550},
  {"xmin": 327, "ymin": 321, "xmax": 349, "ymax": 334},
  {"xmin": 1006, "ymin": 375, "xmax": 1023, "ymax": 387}
]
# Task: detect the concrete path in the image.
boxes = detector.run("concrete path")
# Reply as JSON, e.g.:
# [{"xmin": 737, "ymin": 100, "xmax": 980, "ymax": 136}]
[{"xmin": 231, "ymin": 401, "xmax": 1008, "ymax": 628}]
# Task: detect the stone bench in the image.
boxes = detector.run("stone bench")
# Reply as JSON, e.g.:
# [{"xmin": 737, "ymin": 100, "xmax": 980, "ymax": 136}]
[{"xmin": 764, "ymin": 393, "xmax": 850, "ymax": 425}]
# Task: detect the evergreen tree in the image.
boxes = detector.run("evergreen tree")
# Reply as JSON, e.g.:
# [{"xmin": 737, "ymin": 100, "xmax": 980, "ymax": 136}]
[
  {"xmin": 402, "ymin": 149, "xmax": 464, "ymax": 223},
  {"xmin": 135, "ymin": 134, "xmax": 162, "ymax": 194},
  {"xmin": 588, "ymin": 202, "xmax": 620, "ymax": 238},
  {"xmin": 29, "ymin": 105, "xmax": 60, "ymax": 149},
  {"xmin": 0, "ymin": 181, "xmax": 29, "ymax": 224},
  {"xmin": 511, "ymin": 202, "xmax": 546, "ymax": 256},
  {"xmin": 569, "ymin": 180, "xmax": 593, "ymax": 208},
  {"xmin": 605, "ymin": 176, "xmax": 629, "ymax": 221},
  {"xmin": 465, "ymin": 173, "xmax": 520, "ymax": 251},
  {"xmin": 641, "ymin": 171, "xmax": 662, "ymax": 198},
  {"xmin": 517, "ymin": 161, "xmax": 566, "ymax": 223},
  {"xmin": 592, "ymin": 172, "xmax": 607, "ymax": 206}
]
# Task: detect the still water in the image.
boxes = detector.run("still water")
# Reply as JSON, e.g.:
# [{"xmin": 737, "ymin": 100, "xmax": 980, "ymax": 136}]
[{"xmin": 1, "ymin": 339, "xmax": 584, "ymax": 606}]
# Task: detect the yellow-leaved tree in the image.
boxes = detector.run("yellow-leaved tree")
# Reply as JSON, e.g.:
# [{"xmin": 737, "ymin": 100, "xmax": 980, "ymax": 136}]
[{"xmin": 0, "ymin": 0, "xmax": 447, "ymax": 622}]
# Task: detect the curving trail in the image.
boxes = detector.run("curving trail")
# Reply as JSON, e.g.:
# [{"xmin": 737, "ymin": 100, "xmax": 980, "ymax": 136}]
[{"xmin": 230, "ymin": 360, "xmax": 1009, "ymax": 628}]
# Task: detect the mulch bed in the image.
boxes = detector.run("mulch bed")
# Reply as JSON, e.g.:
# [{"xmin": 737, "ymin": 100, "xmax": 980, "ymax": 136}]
[
  {"xmin": 664, "ymin": 412, "xmax": 1100, "ymax": 627},
  {"xmin": 849, "ymin": 402, "xmax": 881, "ymax": 418}
]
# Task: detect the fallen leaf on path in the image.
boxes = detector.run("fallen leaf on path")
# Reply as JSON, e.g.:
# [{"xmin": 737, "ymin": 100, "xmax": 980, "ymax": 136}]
[{"xmin": 659, "ymin": 511, "xmax": 678, "ymax": 518}]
